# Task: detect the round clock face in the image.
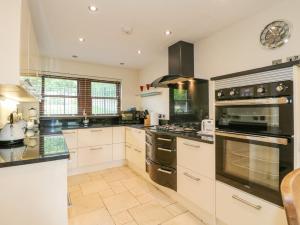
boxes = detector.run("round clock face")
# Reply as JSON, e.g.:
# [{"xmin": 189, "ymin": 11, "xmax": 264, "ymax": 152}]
[{"xmin": 260, "ymin": 21, "xmax": 291, "ymax": 49}]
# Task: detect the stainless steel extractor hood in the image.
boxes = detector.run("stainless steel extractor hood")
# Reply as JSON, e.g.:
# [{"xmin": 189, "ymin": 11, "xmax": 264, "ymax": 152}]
[{"xmin": 151, "ymin": 41, "xmax": 194, "ymax": 88}]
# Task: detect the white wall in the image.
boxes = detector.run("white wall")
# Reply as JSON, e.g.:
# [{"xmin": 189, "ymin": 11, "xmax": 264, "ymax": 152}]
[
  {"xmin": 139, "ymin": 0, "xmax": 300, "ymax": 118},
  {"xmin": 41, "ymin": 57, "xmax": 141, "ymax": 111}
]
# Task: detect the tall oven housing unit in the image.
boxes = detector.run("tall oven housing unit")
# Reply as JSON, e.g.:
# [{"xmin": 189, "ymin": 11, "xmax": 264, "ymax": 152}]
[{"xmin": 212, "ymin": 62, "xmax": 300, "ymax": 206}]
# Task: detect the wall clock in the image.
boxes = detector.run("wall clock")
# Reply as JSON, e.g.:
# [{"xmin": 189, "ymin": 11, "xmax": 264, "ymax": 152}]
[{"xmin": 260, "ymin": 20, "xmax": 291, "ymax": 49}]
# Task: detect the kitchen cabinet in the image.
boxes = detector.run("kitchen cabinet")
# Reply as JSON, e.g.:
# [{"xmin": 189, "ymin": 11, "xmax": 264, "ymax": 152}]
[
  {"xmin": 0, "ymin": 0, "xmax": 40, "ymax": 85},
  {"xmin": 177, "ymin": 166, "xmax": 215, "ymax": 214},
  {"xmin": 62, "ymin": 130, "xmax": 78, "ymax": 149},
  {"xmin": 216, "ymin": 181, "xmax": 287, "ymax": 225},
  {"xmin": 78, "ymin": 127, "xmax": 112, "ymax": 147},
  {"xmin": 125, "ymin": 127, "xmax": 146, "ymax": 172},
  {"xmin": 68, "ymin": 150, "xmax": 78, "ymax": 170},
  {"xmin": 113, "ymin": 127, "xmax": 125, "ymax": 160},
  {"xmin": 113, "ymin": 127, "xmax": 125, "ymax": 143},
  {"xmin": 177, "ymin": 138, "xmax": 214, "ymax": 179},
  {"xmin": 77, "ymin": 145, "xmax": 113, "ymax": 167}
]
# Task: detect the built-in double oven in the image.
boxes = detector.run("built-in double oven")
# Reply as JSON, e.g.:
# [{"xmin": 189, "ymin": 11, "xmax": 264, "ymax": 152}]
[{"xmin": 215, "ymin": 79, "xmax": 294, "ymax": 206}]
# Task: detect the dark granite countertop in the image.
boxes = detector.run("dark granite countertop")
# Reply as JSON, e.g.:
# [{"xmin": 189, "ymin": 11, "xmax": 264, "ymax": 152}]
[
  {"xmin": 144, "ymin": 128, "xmax": 214, "ymax": 144},
  {"xmin": 0, "ymin": 134, "xmax": 69, "ymax": 168},
  {"xmin": 40, "ymin": 123, "xmax": 147, "ymax": 135}
]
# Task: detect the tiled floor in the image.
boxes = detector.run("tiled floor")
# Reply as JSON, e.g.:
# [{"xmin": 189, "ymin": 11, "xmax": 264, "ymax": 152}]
[{"xmin": 68, "ymin": 166, "xmax": 204, "ymax": 225}]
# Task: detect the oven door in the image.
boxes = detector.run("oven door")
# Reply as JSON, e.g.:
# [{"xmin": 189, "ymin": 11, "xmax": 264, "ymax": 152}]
[
  {"xmin": 215, "ymin": 97, "xmax": 293, "ymax": 136},
  {"xmin": 215, "ymin": 131, "xmax": 293, "ymax": 206}
]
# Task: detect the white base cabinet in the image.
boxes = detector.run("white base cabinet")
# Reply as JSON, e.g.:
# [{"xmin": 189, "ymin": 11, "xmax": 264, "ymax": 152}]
[
  {"xmin": 216, "ymin": 181, "xmax": 287, "ymax": 225},
  {"xmin": 177, "ymin": 166, "xmax": 215, "ymax": 215},
  {"xmin": 78, "ymin": 145, "xmax": 113, "ymax": 167}
]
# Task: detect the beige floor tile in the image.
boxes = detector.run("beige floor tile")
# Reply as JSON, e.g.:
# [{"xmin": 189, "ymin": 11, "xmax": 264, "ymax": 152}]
[
  {"xmin": 136, "ymin": 193, "xmax": 155, "ymax": 204},
  {"xmin": 69, "ymin": 193, "xmax": 104, "ymax": 218},
  {"xmin": 68, "ymin": 174, "xmax": 91, "ymax": 186},
  {"xmin": 165, "ymin": 203, "xmax": 187, "ymax": 216},
  {"xmin": 112, "ymin": 211, "xmax": 133, "ymax": 225},
  {"xmin": 103, "ymin": 191, "xmax": 140, "ymax": 215},
  {"xmin": 69, "ymin": 208, "xmax": 115, "ymax": 225},
  {"xmin": 103, "ymin": 171, "xmax": 129, "ymax": 183},
  {"xmin": 80, "ymin": 180, "xmax": 110, "ymax": 195},
  {"xmin": 70, "ymin": 189, "xmax": 83, "ymax": 199},
  {"xmin": 161, "ymin": 212, "xmax": 204, "ymax": 225},
  {"xmin": 109, "ymin": 181, "xmax": 127, "ymax": 194},
  {"xmin": 129, "ymin": 202, "xmax": 173, "ymax": 225},
  {"xmin": 99, "ymin": 188, "xmax": 116, "ymax": 199},
  {"xmin": 149, "ymin": 189, "xmax": 176, "ymax": 207},
  {"xmin": 68, "ymin": 185, "xmax": 81, "ymax": 192},
  {"xmin": 123, "ymin": 222, "xmax": 138, "ymax": 225}
]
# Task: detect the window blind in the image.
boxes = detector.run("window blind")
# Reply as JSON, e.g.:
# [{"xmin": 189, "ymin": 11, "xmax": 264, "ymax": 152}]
[{"xmin": 21, "ymin": 75, "xmax": 121, "ymax": 117}]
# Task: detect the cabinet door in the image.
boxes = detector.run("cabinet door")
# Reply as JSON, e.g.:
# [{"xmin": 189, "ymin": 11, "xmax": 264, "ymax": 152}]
[
  {"xmin": 216, "ymin": 182, "xmax": 287, "ymax": 225},
  {"xmin": 131, "ymin": 145, "xmax": 145, "ymax": 170},
  {"xmin": 78, "ymin": 128, "xmax": 112, "ymax": 147},
  {"xmin": 62, "ymin": 130, "xmax": 78, "ymax": 149},
  {"xmin": 125, "ymin": 143, "xmax": 133, "ymax": 162},
  {"xmin": 125, "ymin": 127, "xmax": 134, "ymax": 144},
  {"xmin": 113, "ymin": 143, "xmax": 125, "ymax": 161},
  {"xmin": 77, "ymin": 145, "xmax": 112, "ymax": 167},
  {"xmin": 68, "ymin": 150, "xmax": 77, "ymax": 170},
  {"xmin": 178, "ymin": 166, "xmax": 214, "ymax": 214},
  {"xmin": 113, "ymin": 127, "xmax": 125, "ymax": 144},
  {"xmin": 177, "ymin": 138, "xmax": 214, "ymax": 179},
  {"xmin": 131, "ymin": 128, "xmax": 145, "ymax": 150}
]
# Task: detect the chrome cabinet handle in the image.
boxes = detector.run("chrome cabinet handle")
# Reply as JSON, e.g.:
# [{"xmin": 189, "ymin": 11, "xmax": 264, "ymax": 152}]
[
  {"xmin": 157, "ymin": 147, "xmax": 172, "ymax": 152},
  {"xmin": 134, "ymin": 148, "xmax": 142, "ymax": 153},
  {"xmin": 183, "ymin": 172, "xmax": 200, "ymax": 181},
  {"xmin": 157, "ymin": 168, "xmax": 172, "ymax": 174},
  {"xmin": 183, "ymin": 142, "xmax": 200, "ymax": 148},
  {"xmin": 157, "ymin": 138, "xmax": 172, "ymax": 142},
  {"xmin": 215, "ymin": 131, "xmax": 288, "ymax": 145},
  {"xmin": 232, "ymin": 195, "xmax": 262, "ymax": 210},
  {"xmin": 90, "ymin": 147, "xmax": 103, "ymax": 151},
  {"xmin": 215, "ymin": 97, "xmax": 290, "ymax": 106},
  {"xmin": 63, "ymin": 131, "xmax": 76, "ymax": 135},
  {"xmin": 90, "ymin": 129, "xmax": 103, "ymax": 132}
]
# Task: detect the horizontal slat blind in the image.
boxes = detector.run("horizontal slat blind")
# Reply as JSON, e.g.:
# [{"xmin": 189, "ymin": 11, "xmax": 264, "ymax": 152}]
[{"xmin": 21, "ymin": 74, "xmax": 121, "ymax": 117}]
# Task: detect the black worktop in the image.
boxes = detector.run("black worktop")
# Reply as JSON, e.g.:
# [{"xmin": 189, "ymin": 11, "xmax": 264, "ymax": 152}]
[{"xmin": 0, "ymin": 134, "xmax": 69, "ymax": 168}]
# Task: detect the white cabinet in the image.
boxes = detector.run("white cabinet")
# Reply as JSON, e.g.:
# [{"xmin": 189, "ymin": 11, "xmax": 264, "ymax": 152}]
[
  {"xmin": 216, "ymin": 181, "xmax": 287, "ymax": 225},
  {"xmin": 68, "ymin": 150, "xmax": 78, "ymax": 170},
  {"xmin": 78, "ymin": 127, "xmax": 112, "ymax": 147},
  {"xmin": 125, "ymin": 127, "xmax": 145, "ymax": 171},
  {"xmin": 113, "ymin": 127, "xmax": 125, "ymax": 143},
  {"xmin": 113, "ymin": 143, "xmax": 125, "ymax": 161},
  {"xmin": 78, "ymin": 145, "xmax": 113, "ymax": 167},
  {"xmin": 62, "ymin": 130, "xmax": 77, "ymax": 149},
  {"xmin": 177, "ymin": 138, "xmax": 214, "ymax": 179},
  {"xmin": 177, "ymin": 166, "xmax": 215, "ymax": 214}
]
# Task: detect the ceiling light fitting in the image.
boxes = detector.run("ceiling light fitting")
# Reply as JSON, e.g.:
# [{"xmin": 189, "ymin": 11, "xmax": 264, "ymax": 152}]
[
  {"xmin": 88, "ymin": 5, "xmax": 98, "ymax": 12},
  {"xmin": 137, "ymin": 50, "xmax": 142, "ymax": 55},
  {"xmin": 165, "ymin": 30, "xmax": 172, "ymax": 36},
  {"xmin": 79, "ymin": 37, "xmax": 85, "ymax": 42}
]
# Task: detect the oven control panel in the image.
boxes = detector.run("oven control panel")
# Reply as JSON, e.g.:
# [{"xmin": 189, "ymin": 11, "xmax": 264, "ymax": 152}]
[{"xmin": 215, "ymin": 80, "xmax": 293, "ymax": 100}]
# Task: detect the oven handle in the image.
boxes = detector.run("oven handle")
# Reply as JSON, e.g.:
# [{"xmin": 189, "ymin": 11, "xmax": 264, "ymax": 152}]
[
  {"xmin": 215, "ymin": 97, "xmax": 290, "ymax": 106},
  {"xmin": 215, "ymin": 131, "xmax": 289, "ymax": 145},
  {"xmin": 232, "ymin": 195, "xmax": 262, "ymax": 210}
]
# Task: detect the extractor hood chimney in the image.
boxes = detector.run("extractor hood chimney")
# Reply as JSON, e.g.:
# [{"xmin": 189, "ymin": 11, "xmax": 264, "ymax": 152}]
[{"xmin": 151, "ymin": 41, "xmax": 194, "ymax": 88}]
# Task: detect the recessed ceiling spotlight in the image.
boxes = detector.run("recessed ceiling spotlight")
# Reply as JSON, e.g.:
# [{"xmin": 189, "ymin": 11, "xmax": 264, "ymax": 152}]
[
  {"xmin": 88, "ymin": 5, "xmax": 98, "ymax": 12},
  {"xmin": 122, "ymin": 27, "xmax": 133, "ymax": 35},
  {"xmin": 120, "ymin": 62, "xmax": 125, "ymax": 66},
  {"xmin": 78, "ymin": 37, "xmax": 85, "ymax": 42},
  {"xmin": 137, "ymin": 50, "xmax": 142, "ymax": 55},
  {"xmin": 72, "ymin": 55, "xmax": 78, "ymax": 58},
  {"xmin": 165, "ymin": 30, "xmax": 172, "ymax": 36}
]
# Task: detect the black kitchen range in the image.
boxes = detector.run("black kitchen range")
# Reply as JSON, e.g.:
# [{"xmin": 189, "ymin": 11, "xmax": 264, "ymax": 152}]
[{"xmin": 213, "ymin": 65, "xmax": 295, "ymax": 206}]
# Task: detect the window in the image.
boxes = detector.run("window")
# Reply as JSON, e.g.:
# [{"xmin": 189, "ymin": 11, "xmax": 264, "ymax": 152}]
[
  {"xmin": 173, "ymin": 89, "xmax": 191, "ymax": 114},
  {"xmin": 91, "ymin": 82, "xmax": 120, "ymax": 115},
  {"xmin": 43, "ymin": 77, "xmax": 78, "ymax": 115}
]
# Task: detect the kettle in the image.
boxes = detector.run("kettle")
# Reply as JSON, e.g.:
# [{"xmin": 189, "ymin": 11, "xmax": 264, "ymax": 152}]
[
  {"xmin": 0, "ymin": 113, "xmax": 26, "ymax": 143},
  {"xmin": 201, "ymin": 119, "xmax": 214, "ymax": 135}
]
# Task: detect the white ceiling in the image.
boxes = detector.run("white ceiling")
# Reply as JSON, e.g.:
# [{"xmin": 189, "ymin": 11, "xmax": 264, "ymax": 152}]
[{"xmin": 28, "ymin": 0, "xmax": 282, "ymax": 69}]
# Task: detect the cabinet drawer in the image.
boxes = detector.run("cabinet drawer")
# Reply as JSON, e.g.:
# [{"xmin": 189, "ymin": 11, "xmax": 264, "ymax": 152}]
[
  {"xmin": 68, "ymin": 150, "xmax": 77, "ymax": 170},
  {"xmin": 77, "ymin": 145, "xmax": 112, "ymax": 167},
  {"xmin": 113, "ymin": 127, "xmax": 125, "ymax": 144},
  {"xmin": 126, "ymin": 127, "xmax": 145, "ymax": 150},
  {"xmin": 131, "ymin": 146, "xmax": 145, "ymax": 170},
  {"xmin": 216, "ymin": 181, "xmax": 287, "ymax": 225},
  {"xmin": 78, "ymin": 128, "xmax": 112, "ymax": 147},
  {"xmin": 113, "ymin": 143, "xmax": 125, "ymax": 161},
  {"xmin": 177, "ymin": 138, "xmax": 214, "ymax": 179},
  {"xmin": 178, "ymin": 166, "xmax": 214, "ymax": 214},
  {"xmin": 62, "ymin": 130, "xmax": 77, "ymax": 149}
]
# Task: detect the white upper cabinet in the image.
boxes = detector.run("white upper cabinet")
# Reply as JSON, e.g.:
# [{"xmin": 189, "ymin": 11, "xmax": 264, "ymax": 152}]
[
  {"xmin": 0, "ymin": 0, "xmax": 22, "ymax": 85},
  {"xmin": 0, "ymin": 0, "xmax": 40, "ymax": 85}
]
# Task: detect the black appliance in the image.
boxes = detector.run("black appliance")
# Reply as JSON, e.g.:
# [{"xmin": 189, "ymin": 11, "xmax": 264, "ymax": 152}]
[
  {"xmin": 146, "ymin": 130, "xmax": 177, "ymax": 191},
  {"xmin": 215, "ymin": 80, "xmax": 294, "ymax": 206},
  {"xmin": 151, "ymin": 41, "xmax": 194, "ymax": 88},
  {"xmin": 120, "ymin": 111, "xmax": 143, "ymax": 124}
]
